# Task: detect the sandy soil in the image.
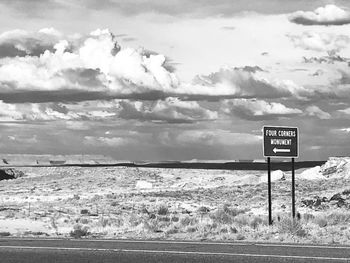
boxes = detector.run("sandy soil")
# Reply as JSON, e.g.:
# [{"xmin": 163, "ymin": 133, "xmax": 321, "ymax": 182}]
[{"xmin": 0, "ymin": 164, "xmax": 349, "ymax": 244}]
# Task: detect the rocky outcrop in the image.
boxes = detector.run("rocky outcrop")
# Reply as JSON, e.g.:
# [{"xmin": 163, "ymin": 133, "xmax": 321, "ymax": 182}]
[
  {"xmin": 0, "ymin": 169, "xmax": 25, "ymax": 181},
  {"xmin": 301, "ymin": 190, "xmax": 350, "ymax": 210},
  {"xmin": 321, "ymin": 157, "xmax": 350, "ymax": 178},
  {"xmin": 298, "ymin": 157, "xmax": 350, "ymax": 180}
]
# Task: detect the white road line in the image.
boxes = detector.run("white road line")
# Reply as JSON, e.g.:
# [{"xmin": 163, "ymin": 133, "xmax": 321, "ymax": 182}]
[
  {"xmin": 71, "ymin": 239, "xmax": 350, "ymax": 250},
  {"xmin": 257, "ymin": 243, "xmax": 350, "ymax": 250},
  {"xmin": 0, "ymin": 245, "xmax": 348, "ymax": 261},
  {"xmin": 3, "ymin": 238, "xmax": 350, "ymax": 250},
  {"xmin": 70, "ymin": 239, "xmax": 250, "ymax": 246}
]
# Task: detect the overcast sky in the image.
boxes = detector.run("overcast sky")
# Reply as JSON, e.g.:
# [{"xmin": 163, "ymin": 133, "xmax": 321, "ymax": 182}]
[{"xmin": 0, "ymin": 0, "xmax": 350, "ymax": 161}]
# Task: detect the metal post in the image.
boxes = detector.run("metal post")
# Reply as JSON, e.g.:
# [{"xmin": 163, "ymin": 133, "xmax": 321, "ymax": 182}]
[
  {"xmin": 267, "ymin": 157, "xmax": 272, "ymax": 225},
  {"xmin": 292, "ymin": 157, "xmax": 295, "ymax": 218}
]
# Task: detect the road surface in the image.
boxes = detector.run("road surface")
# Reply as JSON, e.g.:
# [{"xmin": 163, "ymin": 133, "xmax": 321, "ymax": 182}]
[{"xmin": 0, "ymin": 238, "xmax": 349, "ymax": 262}]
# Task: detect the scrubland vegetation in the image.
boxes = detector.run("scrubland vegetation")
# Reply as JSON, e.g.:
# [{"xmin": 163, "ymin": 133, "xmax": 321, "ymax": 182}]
[{"xmin": 0, "ymin": 164, "xmax": 349, "ymax": 244}]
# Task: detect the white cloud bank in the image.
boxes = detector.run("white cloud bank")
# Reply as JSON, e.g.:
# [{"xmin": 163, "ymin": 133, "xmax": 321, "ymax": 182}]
[
  {"xmin": 305, "ymin": 105, "xmax": 331, "ymax": 119},
  {"xmin": 222, "ymin": 99, "xmax": 302, "ymax": 120},
  {"xmin": 0, "ymin": 28, "xmax": 312, "ymax": 103},
  {"xmin": 288, "ymin": 32, "xmax": 350, "ymax": 52},
  {"xmin": 289, "ymin": 4, "xmax": 350, "ymax": 26}
]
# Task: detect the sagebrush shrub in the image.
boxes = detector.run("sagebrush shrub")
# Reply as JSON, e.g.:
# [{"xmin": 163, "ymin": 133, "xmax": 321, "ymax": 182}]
[
  {"xmin": 315, "ymin": 217, "xmax": 327, "ymax": 228},
  {"xmin": 250, "ymin": 216, "xmax": 264, "ymax": 229},
  {"xmin": 70, "ymin": 224, "xmax": 89, "ymax": 238},
  {"xmin": 278, "ymin": 217, "xmax": 307, "ymax": 237},
  {"xmin": 157, "ymin": 204, "xmax": 169, "ymax": 215}
]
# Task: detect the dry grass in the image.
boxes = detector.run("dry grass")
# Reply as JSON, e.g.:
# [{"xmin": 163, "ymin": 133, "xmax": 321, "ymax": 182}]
[{"xmin": 0, "ymin": 166, "xmax": 349, "ymax": 244}]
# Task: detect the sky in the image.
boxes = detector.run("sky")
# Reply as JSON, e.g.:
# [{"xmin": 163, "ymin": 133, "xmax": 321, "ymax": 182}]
[{"xmin": 0, "ymin": 0, "xmax": 350, "ymax": 161}]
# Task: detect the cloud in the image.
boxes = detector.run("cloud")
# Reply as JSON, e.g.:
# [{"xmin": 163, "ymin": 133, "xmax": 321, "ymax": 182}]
[
  {"xmin": 117, "ymin": 97, "xmax": 218, "ymax": 123},
  {"xmin": 302, "ymin": 52, "xmax": 349, "ymax": 64},
  {"xmin": 0, "ymin": 100, "xmax": 119, "ymax": 122},
  {"xmin": 175, "ymin": 130, "xmax": 262, "ymax": 146},
  {"xmin": 0, "ymin": 28, "xmax": 63, "ymax": 58},
  {"xmin": 0, "ymin": 96, "xmax": 217, "ymax": 124},
  {"xmin": 0, "ymin": 28, "xmax": 312, "ymax": 103},
  {"xmin": 338, "ymin": 107, "xmax": 350, "ymax": 115},
  {"xmin": 289, "ymin": 4, "xmax": 350, "ymax": 26},
  {"xmin": 6, "ymin": 135, "xmax": 38, "ymax": 144},
  {"xmin": 84, "ymin": 136, "xmax": 134, "ymax": 147},
  {"xmin": 339, "ymin": 128, "xmax": 350, "ymax": 133},
  {"xmin": 0, "ymin": 0, "xmax": 64, "ymax": 17},
  {"xmin": 305, "ymin": 105, "xmax": 331, "ymax": 119},
  {"xmin": 288, "ymin": 32, "xmax": 350, "ymax": 52},
  {"xmin": 189, "ymin": 67, "xmax": 307, "ymax": 100},
  {"xmin": 4, "ymin": 0, "xmax": 343, "ymax": 19},
  {"xmin": 0, "ymin": 101, "xmax": 23, "ymax": 121},
  {"xmin": 0, "ymin": 28, "xmax": 180, "ymax": 103},
  {"xmin": 222, "ymin": 99, "xmax": 302, "ymax": 120}
]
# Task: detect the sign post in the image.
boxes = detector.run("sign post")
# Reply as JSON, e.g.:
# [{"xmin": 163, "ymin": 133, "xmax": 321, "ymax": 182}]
[
  {"xmin": 263, "ymin": 126, "xmax": 299, "ymax": 224},
  {"xmin": 267, "ymin": 157, "xmax": 272, "ymax": 225}
]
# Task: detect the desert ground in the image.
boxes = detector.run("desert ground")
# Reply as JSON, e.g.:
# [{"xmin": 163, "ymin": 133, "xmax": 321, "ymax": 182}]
[{"xmin": 0, "ymin": 157, "xmax": 349, "ymax": 244}]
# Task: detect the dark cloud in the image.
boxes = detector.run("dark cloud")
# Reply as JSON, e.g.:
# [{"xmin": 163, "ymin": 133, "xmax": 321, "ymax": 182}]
[
  {"xmin": 302, "ymin": 52, "xmax": 349, "ymax": 64},
  {"xmin": 0, "ymin": 30, "xmax": 62, "ymax": 58},
  {"xmin": 234, "ymin": 66, "xmax": 264, "ymax": 73},
  {"xmin": 0, "ymin": 88, "xmax": 111, "ymax": 103},
  {"xmin": 0, "ymin": 43, "xmax": 27, "ymax": 58},
  {"xmin": 49, "ymin": 103, "xmax": 69, "ymax": 114},
  {"xmin": 290, "ymin": 16, "xmax": 350, "ymax": 26},
  {"xmin": 0, "ymin": 39, "xmax": 56, "ymax": 58},
  {"xmin": 338, "ymin": 71, "xmax": 350, "ymax": 84},
  {"xmin": 60, "ymin": 68, "xmax": 105, "ymax": 88}
]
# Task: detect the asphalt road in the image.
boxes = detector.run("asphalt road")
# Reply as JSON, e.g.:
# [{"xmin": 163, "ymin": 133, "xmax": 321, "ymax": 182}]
[{"xmin": 0, "ymin": 238, "xmax": 349, "ymax": 263}]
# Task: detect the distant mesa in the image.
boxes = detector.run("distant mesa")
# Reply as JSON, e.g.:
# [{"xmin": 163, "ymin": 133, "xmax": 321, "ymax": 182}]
[
  {"xmin": 49, "ymin": 160, "xmax": 66, "ymax": 165},
  {"xmin": 0, "ymin": 154, "xmax": 116, "ymax": 166}
]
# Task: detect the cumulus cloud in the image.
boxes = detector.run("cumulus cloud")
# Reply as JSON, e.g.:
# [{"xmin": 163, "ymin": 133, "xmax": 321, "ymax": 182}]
[
  {"xmin": 305, "ymin": 105, "xmax": 331, "ymax": 119},
  {"xmin": 288, "ymin": 32, "xmax": 350, "ymax": 52},
  {"xmin": 0, "ymin": 28, "xmax": 179, "ymax": 103},
  {"xmin": 189, "ymin": 67, "xmax": 307, "ymax": 100},
  {"xmin": 0, "ymin": 97, "xmax": 217, "ymax": 124},
  {"xmin": 0, "ymin": 28, "xmax": 311, "ymax": 103},
  {"xmin": 222, "ymin": 99, "xmax": 302, "ymax": 120},
  {"xmin": 289, "ymin": 5, "xmax": 350, "ymax": 26},
  {"xmin": 117, "ymin": 98, "xmax": 217, "ymax": 123}
]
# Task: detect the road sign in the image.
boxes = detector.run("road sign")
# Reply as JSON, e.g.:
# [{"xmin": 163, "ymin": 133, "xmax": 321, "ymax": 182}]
[{"xmin": 263, "ymin": 126, "xmax": 298, "ymax": 158}]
